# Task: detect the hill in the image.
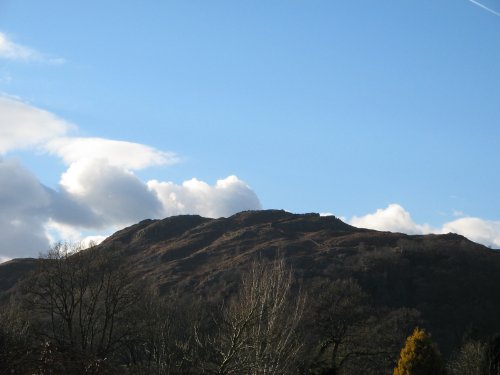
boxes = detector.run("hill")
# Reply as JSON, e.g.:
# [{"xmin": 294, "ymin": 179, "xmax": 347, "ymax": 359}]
[{"xmin": 1, "ymin": 210, "xmax": 500, "ymax": 373}]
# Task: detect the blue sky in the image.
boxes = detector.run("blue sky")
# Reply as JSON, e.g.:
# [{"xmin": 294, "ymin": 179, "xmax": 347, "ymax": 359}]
[{"xmin": 1, "ymin": 0, "xmax": 499, "ymax": 259}]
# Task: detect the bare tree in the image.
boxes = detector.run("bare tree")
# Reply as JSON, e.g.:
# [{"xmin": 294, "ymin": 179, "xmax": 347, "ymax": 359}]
[
  {"xmin": 243, "ymin": 257, "xmax": 305, "ymax": 374},
  {"xmin": 447, "ymin": 340, "xmax": 487, "ymax": 375},
  {"xmin": 22, "ymin": 242, "xmax": 141, "ymax": 371},
  {"xmin": 125, "ymin": 290, "xmax": 199, "ymax": 375},
  {"xmin": 200, "ymin": 257, "xmax": 305, "ymax": 375}
]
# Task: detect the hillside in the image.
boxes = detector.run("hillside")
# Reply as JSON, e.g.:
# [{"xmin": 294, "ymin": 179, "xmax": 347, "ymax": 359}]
[
  {"xmin": 94, "ymin": 210, "xmax": 500, "ymax": 353},
  {"xmin": 1, "ymin": 209, "xmax": 500, "ymax": 371}
]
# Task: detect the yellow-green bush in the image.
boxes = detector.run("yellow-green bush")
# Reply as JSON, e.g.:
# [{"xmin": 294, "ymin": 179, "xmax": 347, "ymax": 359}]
[{"xmin": 394, "ymin": 327, "xmax": 445, "ymax": 375}]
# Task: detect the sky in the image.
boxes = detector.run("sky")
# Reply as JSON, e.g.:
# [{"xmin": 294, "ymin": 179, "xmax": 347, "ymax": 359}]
[{"xmin": 1, "ymin": 0, "xmax": 499, "ymax": 261}]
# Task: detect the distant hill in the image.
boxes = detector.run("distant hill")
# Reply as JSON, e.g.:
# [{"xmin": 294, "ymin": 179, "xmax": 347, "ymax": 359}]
[{"xmin": 1, "ymin": 209, "xmax": 500, "ymax": 356}]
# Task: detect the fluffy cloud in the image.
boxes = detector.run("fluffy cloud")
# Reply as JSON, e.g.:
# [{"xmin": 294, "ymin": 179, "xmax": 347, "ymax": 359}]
[
  {"xmin": 349, "ymin": 204, "xmax": 500, "ymax": 248},
  {"xmin": 52, "ymin": 158, "xmax": 261, "ymax": 236},
  {"xmin": 0, "ymin": 95, "xmax": 262, "ymax": 260},
  {"xmin": 59, "ymin": 158, "xmax": 164, "ymax": 225},
  {"xmin": 350, "ymin": 204, "xmax": 432, "ymax": 234},
  {"xmin": 442, "ymin": 217, "xmax": 500, "ymax": 248},
  {"xmin": 0, "ymin": 32, "xmax": 64, "ymax": 64},
  {"xmin": 0, "ymin": 96, "xmax": 72, "ymax": 153},
  {"xmin": 148, "ymin": 175, "xmax": 262, "ymax": 218},
  {"xmin": 44, "ymin": 137, "xmax": 178, "ymax": 170},
  {"xmin": 0, "ymin": 154, "xmax": 261, "ymax": 261}
]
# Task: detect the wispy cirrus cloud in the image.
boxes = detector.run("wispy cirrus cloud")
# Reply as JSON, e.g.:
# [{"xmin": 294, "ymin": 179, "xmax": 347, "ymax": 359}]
[
  {"xmin": 468, "ymin": 0, "xmax": 500, "ymax": 17},
  {"xmin": 0, "ymin": 31, "xmax": 65, "ymax": 64}
]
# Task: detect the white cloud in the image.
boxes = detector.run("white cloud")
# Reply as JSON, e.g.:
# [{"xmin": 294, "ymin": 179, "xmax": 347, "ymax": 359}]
[
  {"xmin": 349, "ymin": 203, "xmax": 500, "ymax": 248},
  {"xmin": 59, "ymin": 158, "xmax": 164, "ymax": 225},
  {"xmin": 0, "ymin": 32, "xmax": 64, "ymax": 64},
  {"xmin": 0, "ymin": 96, "xmax": 72, "ymax": 153},
  {"xmin": 45, "ymin": 220, "xmax": 86, "ymax": 244},
  {"xmin": 44, "ymin": 137, "xmax": 178, "ymax": 170},
  {"xmin": 148, "ymin": 175, "xmax": 262, "ymax": 218},
  {"xmin": 350, "ymin": 204, "xmax": 432, "ymax": 234},
  {"xmin": 45, "ymin": 220, "xmax": 107, "ymax": 248},
  {"xmin": 442, "ymin": 217, "xmax": 500, "ymax": 248}
]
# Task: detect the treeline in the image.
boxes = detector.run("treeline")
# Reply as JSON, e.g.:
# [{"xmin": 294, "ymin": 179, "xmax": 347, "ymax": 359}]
[{"xmin": 0, "ymin": 243, "xmax": 499, "ymax": 374}]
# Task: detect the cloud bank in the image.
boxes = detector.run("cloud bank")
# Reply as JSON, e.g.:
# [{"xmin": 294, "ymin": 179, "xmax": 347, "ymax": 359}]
[
  {"xmin": 350, "ymin": 204, "xmax": 500, "ymax": 248},
  {"xmin": 0, "ymin": 96, "xmax": 261, "ymax": 261}
]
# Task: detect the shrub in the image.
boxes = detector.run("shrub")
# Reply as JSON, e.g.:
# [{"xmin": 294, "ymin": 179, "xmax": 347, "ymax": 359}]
[{"xmin": 394, "ymin": 327, "xmax": 445, "ymax": 375}]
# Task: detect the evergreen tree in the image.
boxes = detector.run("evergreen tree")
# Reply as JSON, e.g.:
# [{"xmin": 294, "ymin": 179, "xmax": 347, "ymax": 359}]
[{"xmin": 394, "ymin": 327, "xmax": 445, "ymax": 375}]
